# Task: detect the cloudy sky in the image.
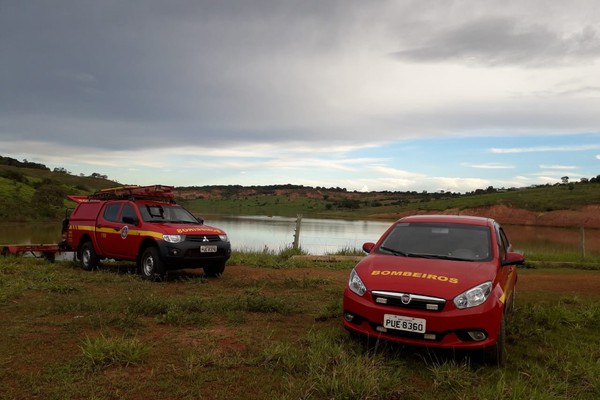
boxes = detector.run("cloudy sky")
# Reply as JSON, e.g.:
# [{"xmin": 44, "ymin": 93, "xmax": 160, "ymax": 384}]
[{"xmin": 1, "ymin": 0, "xmax": 599, "ymax": 193}]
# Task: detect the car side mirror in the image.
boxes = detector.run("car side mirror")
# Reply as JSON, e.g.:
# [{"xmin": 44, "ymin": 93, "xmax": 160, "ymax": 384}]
[
  {"xmin": 362, "ymin": 242, "xmax": 375, "ymax": 253},
  {"xmin": 502, "ymin": 251, "xmax": 525, "ymax": 266}
]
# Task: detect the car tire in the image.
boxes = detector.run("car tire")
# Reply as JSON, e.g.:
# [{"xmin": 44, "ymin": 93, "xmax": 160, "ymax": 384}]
[
  {"xmin": 80, "ymin": 242, "xmax": 99, "ymax": 271},
  {"xmin": 203, "ymin": 261, "xmax": 225, "ymax": 278},
  {"xmin": 509, "ymin": 287, "xmax": 517, "ymax": 313},
  {"xmin": 140, "ymin": 247, "xmax": 165, "ymax": 281},
  {"xmin": 485, "ymin": 316, "xmax": 506, "ymax": 366}
]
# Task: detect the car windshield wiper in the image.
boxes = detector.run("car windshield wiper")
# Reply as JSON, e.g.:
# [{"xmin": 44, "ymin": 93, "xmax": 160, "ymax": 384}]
[
  {"xmin": 379, "ymin": 246, "xmax": 409, "ymax": 256},
  {"xmin": 410, "ymin": 253, "xmax": 475, "ymax": 262}
]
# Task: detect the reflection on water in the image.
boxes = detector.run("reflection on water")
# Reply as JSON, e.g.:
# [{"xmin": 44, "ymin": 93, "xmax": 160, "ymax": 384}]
[
  {"xmin": 1, "ymin": 217, "xmax": 598, "ymax": 256},
  {"xmin": 209, "ymin": 215, "xmax": 392, "ymax": 254}
]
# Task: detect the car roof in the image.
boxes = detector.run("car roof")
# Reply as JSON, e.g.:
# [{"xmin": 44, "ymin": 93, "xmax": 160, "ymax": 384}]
[{"xmin": 397, "ymin": 214, "xmax": 495, "ymax": 227}]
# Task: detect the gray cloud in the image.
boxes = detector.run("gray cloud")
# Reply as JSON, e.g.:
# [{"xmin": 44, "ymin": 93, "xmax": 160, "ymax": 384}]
[
  {"xmin": 393, "ymin": 17, "xmax": 600, "ymax": 67},
  {"xmin": 2, "ymin": 0, "xmax": 600, "ymax": 159}
]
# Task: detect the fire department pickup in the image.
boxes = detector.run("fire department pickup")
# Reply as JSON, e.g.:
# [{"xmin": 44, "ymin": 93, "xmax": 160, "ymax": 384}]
[
  {"xmin": 342, "ymin": 215, "xmax": 524, "ymax": 364},
  {"xmin": 65, "ymin": 185, "xmax": 231, "ymax": 279}
]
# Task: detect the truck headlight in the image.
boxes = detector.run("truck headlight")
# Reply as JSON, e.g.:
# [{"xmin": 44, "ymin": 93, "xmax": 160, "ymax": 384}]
[
  {"xmin": 349, "ymin": 268, "xmax": 367, "ymax": 296},
  {"xmin": 163, "ymin": 234, "xmax": 185, "ymax": 243},
  {"xmin": 454, "ymin": 281, "xmax": 492, "ymax": 309},
  {"xmin": 219, "ymin": 234, "xmax": 229, "ymax": 242}
]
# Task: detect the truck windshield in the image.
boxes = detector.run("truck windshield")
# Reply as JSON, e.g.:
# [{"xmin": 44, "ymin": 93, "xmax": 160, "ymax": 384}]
[
  {"xmin": 379, "ymin": 222, "xmax": 492, "ymax": 261},
  {"xmin": 138, "ymin": 204, "xmax": 199, "ymax": 224}
]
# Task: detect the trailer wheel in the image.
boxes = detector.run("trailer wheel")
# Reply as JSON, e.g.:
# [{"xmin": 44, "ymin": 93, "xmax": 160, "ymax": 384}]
[
  {"xmin": 140, "ymin": 247, "xmax": 165, "ymax": 281},
  {"xmin": 43, "ymin": 252, "xmax": 56, "ymax": 263},
  {"xmin": 80, "ymin": 242, "xmax": 99, "ymax": 271}
]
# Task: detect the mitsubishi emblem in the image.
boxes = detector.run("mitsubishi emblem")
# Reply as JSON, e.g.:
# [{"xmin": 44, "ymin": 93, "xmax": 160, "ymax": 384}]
[{"xmin": 202, "ymin": 236, "xmax": 209, "ymax": 242}]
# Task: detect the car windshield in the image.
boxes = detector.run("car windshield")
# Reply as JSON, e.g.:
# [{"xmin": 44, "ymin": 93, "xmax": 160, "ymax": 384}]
[
  {"xmin": 138, "ymin": 204, "xmax": 199, "ymax": 224},
  {"xmin": 379, "ymin": 222, "xmax": 492, "ymax": 261}
]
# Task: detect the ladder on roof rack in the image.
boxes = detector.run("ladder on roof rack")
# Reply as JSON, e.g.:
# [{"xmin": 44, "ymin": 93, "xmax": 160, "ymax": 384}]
[{"xmin": 87, "ymin": 185, "xmax": 176, "ymax": 201}]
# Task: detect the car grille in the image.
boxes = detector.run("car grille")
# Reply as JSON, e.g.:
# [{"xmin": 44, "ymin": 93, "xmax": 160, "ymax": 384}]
[
  {"xmin": 186, "ymin": 235, "xmax": 221, "ymax": 243},
  {"xmin": 371, "ymin": 290, "xmax": 446, "ymax": 312}
]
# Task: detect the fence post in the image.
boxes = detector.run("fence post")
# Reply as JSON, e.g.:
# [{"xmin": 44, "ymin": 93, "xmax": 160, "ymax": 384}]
[
  {"xmin": 580, "ymin": 227, "xmax": 586, "ymax": 259},
  {"xmin": 293, "ymin": 214, "xmax": 303, "ymax": 250}
]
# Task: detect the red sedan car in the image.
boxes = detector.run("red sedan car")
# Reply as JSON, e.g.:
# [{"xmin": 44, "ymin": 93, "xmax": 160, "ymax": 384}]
[{"xmin": 342, "ymin": 215, "xmax": 524, "ymax": 364}]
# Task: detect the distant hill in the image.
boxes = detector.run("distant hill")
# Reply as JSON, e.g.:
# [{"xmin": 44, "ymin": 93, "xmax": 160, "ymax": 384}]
[
  {"xmin": 1, "ymin": 155, "xmax": 599, "ymax": 225},
  {"xmin": 0, "ymin": 158, "xmax": 119, "ymax": 221},
  {"xmin": 176, "ymin": 181, "xmax": 600, "ymax": 227}
]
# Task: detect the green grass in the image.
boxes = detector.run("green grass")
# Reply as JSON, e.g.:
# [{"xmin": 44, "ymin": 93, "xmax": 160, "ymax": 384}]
[
  {"xmin": 1, "ymin": 254, "xmax": 599, "ymax": 399},
  {"xmin": 80, "ymin": 334, "xmax": 150, "ymax": 370}
]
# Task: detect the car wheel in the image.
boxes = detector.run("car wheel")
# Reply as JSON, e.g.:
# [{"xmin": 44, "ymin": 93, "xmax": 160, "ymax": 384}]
[
  {"xmin": 485, "ymin": 316, "xmax": 506, "ymax": 366},
  {"xmin": 80, "ymin": 242, "xmax": 99, "ymax": 271},
  {"xmin": 203, "ymin": 261, "xmax": 225, "ymax": 277},
  {"xmin": 140, "ymin": 247, "xmax": 165, "ymax": 281}
]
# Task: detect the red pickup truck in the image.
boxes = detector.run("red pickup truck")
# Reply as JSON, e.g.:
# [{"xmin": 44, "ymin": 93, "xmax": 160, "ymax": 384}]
[{"xmin": 65, "ymin": 185, "xmax": 230, "ymax": 280}]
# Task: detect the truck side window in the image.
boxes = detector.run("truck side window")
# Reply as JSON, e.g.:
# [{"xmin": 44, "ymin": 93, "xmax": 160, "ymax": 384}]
[
  {"xmin": 103, "ymin": 203, "xmax": 121, "ymax": 222},
  {"xmin": 120, "ymin": 203, "xmax": 137, "ymax": 224}
]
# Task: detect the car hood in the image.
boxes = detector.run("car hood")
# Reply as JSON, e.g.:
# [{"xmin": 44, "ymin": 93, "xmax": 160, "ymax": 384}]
[
  {"xmin": 355, "ymin": 254, "xmax": 496, "ymax": 299},
  {"xmin": 155, "ymin": 223, "xmax": 226, "ymax": 236}
]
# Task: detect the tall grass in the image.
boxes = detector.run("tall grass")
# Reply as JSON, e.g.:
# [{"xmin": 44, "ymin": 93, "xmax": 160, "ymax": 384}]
[{"xmin": 80, "ymin": 335, "xmax": 150, "ymax": 370}]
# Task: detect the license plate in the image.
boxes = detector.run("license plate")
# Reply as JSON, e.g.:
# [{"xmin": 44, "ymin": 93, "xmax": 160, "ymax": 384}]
[
  {"xmin": 383, "ymin": 314, "xmax": 426, "ymax": 333},
  {"xmin": 200, "ymin": 245, "xmax": 218, "ymax": 253}
]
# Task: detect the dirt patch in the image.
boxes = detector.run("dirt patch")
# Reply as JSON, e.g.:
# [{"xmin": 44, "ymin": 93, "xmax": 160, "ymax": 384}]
[
  {"xmin": 375, "ymin": 204, "xmax": 600, "ymax": 228},
  {"xmin": 517, "ymin": 268, "xmax": 600, "ymax": 297}
]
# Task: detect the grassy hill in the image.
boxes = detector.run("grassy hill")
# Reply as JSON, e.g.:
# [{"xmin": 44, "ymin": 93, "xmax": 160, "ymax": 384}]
[
  {"xmin": 1, "ymin": 156, "xmax": 599, "ymax": 222},
  {"xmin": 0, "ymin": 164, "xmax": 118, "ymax": 221},
  {"xmin": 176, "ymin": 182, "xmax": 600, "ymax": 220}
]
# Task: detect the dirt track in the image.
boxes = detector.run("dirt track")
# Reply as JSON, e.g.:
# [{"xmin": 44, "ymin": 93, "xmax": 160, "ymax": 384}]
[{"xmin": 225, "ymin": 264, "xmax": 600, "ymax": 298}]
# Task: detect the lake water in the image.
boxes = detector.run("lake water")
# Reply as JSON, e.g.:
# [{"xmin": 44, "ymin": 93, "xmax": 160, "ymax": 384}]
[{"xmin": 1, "ymin": 216, "xmax": 599, "ymax": 257}]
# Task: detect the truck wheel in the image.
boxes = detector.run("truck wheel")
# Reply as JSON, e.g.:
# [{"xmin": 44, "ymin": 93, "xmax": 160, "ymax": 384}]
[
  {"xmin": 140, "ymin": 247, "xmax": 165, "ymax": 281},
  {"xmin": 485, "ymin": 316, "xmax": 506, "ymax": 366},
  {"xmin": 80, "ymin": 242, "xmax": 99, "ymax": 271},
  {"xmin": 203, "ymin": 261, "xmax": 225, "ymax": 278}
]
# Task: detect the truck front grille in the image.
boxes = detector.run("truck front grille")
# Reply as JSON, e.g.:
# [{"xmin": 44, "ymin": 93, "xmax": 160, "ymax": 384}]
[{"xmin": 186, "ymin": 235, "xmax": 221, "ymax": 243}]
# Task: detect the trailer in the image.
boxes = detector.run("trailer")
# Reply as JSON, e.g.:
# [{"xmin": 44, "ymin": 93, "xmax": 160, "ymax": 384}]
[{"xmin": 0, "ymin": 243, "xmax": 70, "ymax": 262}]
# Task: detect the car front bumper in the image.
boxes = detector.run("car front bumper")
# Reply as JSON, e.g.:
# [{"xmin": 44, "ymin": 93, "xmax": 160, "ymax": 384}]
[
  {"xmin": 342, "ymin": 287, "xmax": 503, "ymax": 349},
  {"xmin": 157, "ymin": 239, "xmax": 231, "ymax": 269}
]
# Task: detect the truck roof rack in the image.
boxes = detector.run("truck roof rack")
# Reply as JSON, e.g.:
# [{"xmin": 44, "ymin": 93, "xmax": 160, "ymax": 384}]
[{"xmin": 85, "ymin": 185, "xmax": 176, "ymax": 202}]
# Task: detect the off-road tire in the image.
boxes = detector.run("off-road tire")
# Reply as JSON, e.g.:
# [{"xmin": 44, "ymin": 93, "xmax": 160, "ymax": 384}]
[
  {"xmin": 203, "ymin": 261, "xmax": 225, "ymax": 278},
  {"xmin": 80, "ymin": 242, "xmax": 99, "ymax": 271},
  {"xmin": 140, "ymin": 247, "xmax": 166, "ymax": 281}
]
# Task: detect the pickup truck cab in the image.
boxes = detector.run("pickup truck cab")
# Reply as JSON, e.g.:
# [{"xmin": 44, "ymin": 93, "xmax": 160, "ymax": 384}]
[{"xmin": 65, "ymin": 185, "xmax": 230, "ymax": 279}]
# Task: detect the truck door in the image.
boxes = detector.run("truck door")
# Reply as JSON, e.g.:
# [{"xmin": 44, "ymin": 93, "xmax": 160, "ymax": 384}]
[
  {"xmin": 95, "ymin": 201, "xmax": 126, "ymax": 259},
  {"xmin": 113, "ymin": 202, "xmax": 144, "ymax": 259}
]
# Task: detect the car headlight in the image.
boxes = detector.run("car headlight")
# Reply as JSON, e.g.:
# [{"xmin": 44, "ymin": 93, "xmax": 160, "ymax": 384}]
[
  {"xmin": 219, "ymin": 234, "xmax": 229, "ymax": 242},
  {"xmin": 163, "ymin": 234, "xmax": 185, "ymax": 243},
  {"xmin": 453, "ymin": 281, "xmax": 492, "ymax": 309},
  {"xmin": 349, "ymin": 268, "xmax": 367, "ymax": 296}
]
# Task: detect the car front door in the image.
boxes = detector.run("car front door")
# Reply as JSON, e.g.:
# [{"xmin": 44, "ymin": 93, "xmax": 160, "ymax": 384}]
[{"xmin": 95, "ymin": 201, "xmax": 125, "ymax": 259}]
